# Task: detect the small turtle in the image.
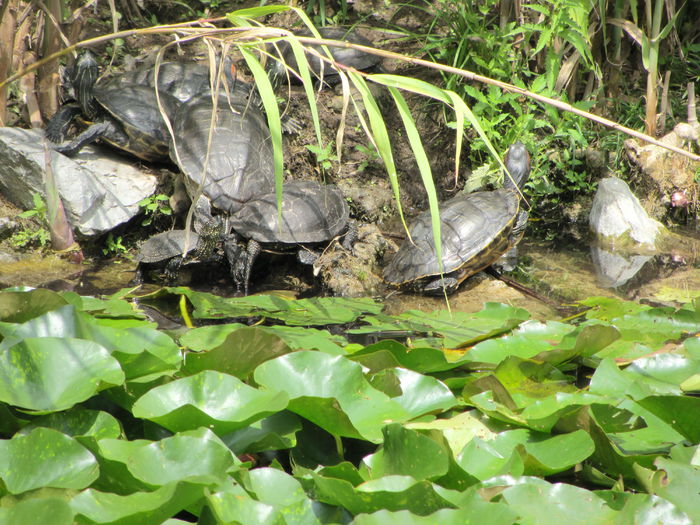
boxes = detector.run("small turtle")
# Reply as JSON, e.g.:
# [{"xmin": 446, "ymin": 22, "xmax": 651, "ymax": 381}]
[
  {"xmin": 383, "ymin": 141, "xmax": 531, "ymax": 294},
  {"xmin": 134, "ymin": 220, "xmax": 233, "ymax": 284},
  {"xmin": 46, "ymin": 51, "xmax": 181, "ymax": 162},
  {"xmin": 228, "ymin": 180, "xmax": 353, "ymax": 294},
  {"xmin": 269, "ymin": 26, "xmax": 382, "ymax": 86}
]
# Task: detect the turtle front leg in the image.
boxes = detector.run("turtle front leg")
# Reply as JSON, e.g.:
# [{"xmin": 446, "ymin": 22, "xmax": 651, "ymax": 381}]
[
  {"xmin": 163, "ymin": 256, "xmax": 184, "ymax": 284},
  {"xmin": 52, "ymin": 120, "xmax": 117, "ymax": 157},
  {"xmin": 341, "ymin": 219, "xmax": 358, "ymax": 250},
  {"xmin": 223, "ymin": 234, "xmax": 247, "ymax": 293},
  {"xmin": 242, "ymin": 239, "xmax": 261, "ymax": 296},
  {"xmin": 44, "ymin": 103, "xmax": 83, "ymax": 143},
  {"xmin": 422, "ymin": 276, "xmax": 462, "ymax": 295}
]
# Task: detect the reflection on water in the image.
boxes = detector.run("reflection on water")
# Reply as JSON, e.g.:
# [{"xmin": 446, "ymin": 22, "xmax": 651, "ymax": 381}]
[{"xmin": 590, "ymin": 246, "xmax": 653, "ymax": 288}]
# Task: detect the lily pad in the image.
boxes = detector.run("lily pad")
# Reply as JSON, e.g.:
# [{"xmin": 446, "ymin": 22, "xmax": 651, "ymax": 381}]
[
  {"xmin": 0, "ymin": 427, "xmax": 98, "ymax": 494},
  {"xmin": 0, "ymin": 337, "xmax": 124, "ymax": 411},
  {"xmin": 132, "ymin": 371, "xmax": 289, "ymax": 433}
]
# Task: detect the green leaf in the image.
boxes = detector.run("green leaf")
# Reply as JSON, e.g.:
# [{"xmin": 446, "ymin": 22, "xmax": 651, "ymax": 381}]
[
  {"xmin": 637, "ymin": 395, "xmax": 700, "ymax": 443},
  {"xmin": 0, "ymin": 337, "xmax": 124, "ymax": 411},
  {"xmin": 363, "ymin": 424, "xmax": 451, "ymax": 480},
  {"xmin": 0, "ymin": 289, "xmax": 68, "ymax": 323},
  {"xmin": 182, "ymin": 323, "xmax": 345, "ymax": 354},
  {"xmin": 132, "ymin": 371, "xmax": 289, "ymax": 433},
  {"xmin": 254, "ymin": 351, "xmax": 409, "ymax": 442},
  {"xmin": 97, "ymin": 428, "xmax": 237, "ymax": 486},
  {"xmin": 0, "ymin": 428, "xmax": 98, "ymax": 494},
  {"xmin": 245, "ymin": 467, "xmax": 330, "ymax": 524},
  {"xmin": 20, "ymin": 409, "xmax": 122, "ymax": 441},
  {"xmin": 636, "ymin": 457, "xmax": 700, "ymax": 523},
  {"xmin": 466, "ymin": 320, "xmax": 575, "ymax": 364},
  {"xmin": 205, "ymin": 483, "xmax": 283, "ymax": 525},
  {"xmin": 0, "ymin": 497, "xmax": 74, "ymax": 525},
  {"xmin": 71, "ymin": 481, "xmax": 209, "ymax": 525},
  {"xmin": 301, "ymin": 469, "xmax": 457, "ymax": 516},
  {"xmin": 184, "ymin": 327, "xmax": 294, "ymax": 379},
  {"xmin": 496, "ymin": 477, "xmax": 617, "ymax": 524},
  {"xmin": 352, "ymin": 302, "xmax": 529, "ymax": 350},
  {"xmin": 154, "ymin": 288, "xmax": 382, "ymax": 324},
  {"xmin": 221, "ymin": 411, "xmax": 301, "ymax": 454}
]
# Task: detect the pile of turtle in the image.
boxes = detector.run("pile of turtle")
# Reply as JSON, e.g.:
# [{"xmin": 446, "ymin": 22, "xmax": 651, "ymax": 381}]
[{"xmin": 46, "ymin": 27, "xmax": 532, "ymax": 297}]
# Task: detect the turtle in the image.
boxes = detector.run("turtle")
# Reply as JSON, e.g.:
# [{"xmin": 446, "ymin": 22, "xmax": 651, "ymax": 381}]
[
  {"xmin": 99, "ymin": 57, "xmax": 245, "ymax": 104},
  {"xmin": 168, "ymin": 89, "xmax": 277, "ymax": 229},
  {"xmin": 227, "ymin": 180, "xmax": 353, "ymax": 295},
  {"xmin": 269, "ymin": 26, "xmax": 382, "ymax": 87},
  {"xmin": 382, "ymin": 141, "xmax": 531, "ymax": 295},
  {"xmin": 46, "ymin": 51, "xmax": 182, "ymax": 162},
  {"xmin": 134, "ymin": 220, "xmax": 240, "ymax": 284}
]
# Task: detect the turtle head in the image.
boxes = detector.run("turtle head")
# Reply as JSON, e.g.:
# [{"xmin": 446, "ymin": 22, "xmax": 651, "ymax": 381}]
[
  {"xmin": 503, "ymin": 141, "xmax": 530, "ymax": 192},
  {"xmin": 72, "ymin": 50, "xmax": 100, "ymax": 118}
]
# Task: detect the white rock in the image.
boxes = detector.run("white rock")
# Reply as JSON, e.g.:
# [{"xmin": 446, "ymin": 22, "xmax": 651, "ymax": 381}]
[
  {"xmin": 589, "ymin": 176, "xmax": 663, "ymax": 249},
  {"xmin": 0, "ymin": 128, "xmax": 158, "ymax": 236}
]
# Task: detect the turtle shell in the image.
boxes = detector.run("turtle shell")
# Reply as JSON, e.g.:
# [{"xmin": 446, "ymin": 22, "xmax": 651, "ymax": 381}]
[
  {"xmin": 272, "ymin": 26, "xmax": 381, "ymax": 84},
  {"xmin": 93, "ymin": 84, "xmax": 181, "ymax": 161},
  {"xmin": 383, "ymin": 189, "xmax": 520, "ymax": 286},
  {"xmin": 229, "ymin": 181, "xmax": 349, "ymax": 244},
  {"xmin": 136, "ymin": 230, "xmax": 200, "ymax": 264},
  {"xmin": 100, "ymin": 60, "xmax": 249, "ymax": 104},
  {"xmin": 170, "ymin": 93, "xmax": 274, "ymax": 214}
]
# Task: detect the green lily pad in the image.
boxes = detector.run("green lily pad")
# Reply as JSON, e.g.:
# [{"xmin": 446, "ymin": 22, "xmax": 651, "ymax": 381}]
[
  {"xmin": 96, "ymin": 428, "xmax": 237, "ymax": 486},
  {"xmin": 0, "ymin": 428, "xmax": 98, "ymax": 494},
  {"xmin": 0, "ymin": 288, "xmax": 69, "ymax": 323},
  {"xmin": 71, "ymin": 481, "xmax": 209, "ymax": 525},
  {"xmin": 254, "ymin": 351, "xmax": 410, "ymax": 442},
  {"xmin": 0, "ymin": 497, "xmax": 74, "ymax": 525},
  {"xmin": 181, "ymin": 323, "xmax": 346, "ymax": 354},
  {"xmin": 0, "ymin": 337, "xmax": 124, "ymax": 411},
  {"xmin": 184, "ymin": 327, "xmax": 294, "ymax": 379},
  {"xmin": 132, "ymin": 371, "xmax": 289, "ymax": 433}
]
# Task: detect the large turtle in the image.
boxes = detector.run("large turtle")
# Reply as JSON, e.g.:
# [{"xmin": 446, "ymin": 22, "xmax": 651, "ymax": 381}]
[
  {"xmin": 227, "ymin": 180, "xmax": 353, "ymax": 295},
  {"xmin": 383, "ymin": 141, "xmax": 531, "ymax": 294},
  {"xmin": 46, "ymin": 51, "xmax": 182, "ymax": 162},
  {"xmin": 168, "ymin": 88, "xmax": 277, "ymax": 229},
  {"xmin": 99, "ymin": 57, "xmax": 245, "ymax": 104},
  {"xmin": 269, "ymin": 26, "xmax": 382, "ymax": 86}
]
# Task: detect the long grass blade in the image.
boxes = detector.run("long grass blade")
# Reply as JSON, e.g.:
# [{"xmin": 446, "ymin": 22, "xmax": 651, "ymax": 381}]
[
  {"xmin": 347, "ymin": 71, "xmax": 410, "ymax": 237},
  {"xmin": 240, "ymin": 47, "xmax": 284, "ymax": 219},
  {"xmin": 387, "ymin": 86, "xmax": 443, "ymax": 282}
]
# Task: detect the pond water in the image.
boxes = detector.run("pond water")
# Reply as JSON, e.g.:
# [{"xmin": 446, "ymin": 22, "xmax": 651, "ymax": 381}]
[{"xmin": 2, "ymin": 228, "xmax": 700, "ymax": 320}]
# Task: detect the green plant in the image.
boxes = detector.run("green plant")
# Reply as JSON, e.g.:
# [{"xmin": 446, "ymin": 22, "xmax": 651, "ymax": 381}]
[
  {"xmin": 10, "ymin": 193, "xmax": 51, "ymax": 249},
  {"xmin": 138, "ymin": 194, "xmax": 172, "ymax": 227},
  {"xmin": 609, "ymin": 0, "xmax": 683, "ymax": 135},
  {"xmin": 102, "ymin": 232, "xmax": 128, "ymax": 256},
  {"xmin": 354, "ymin": 143, "xmax": 380, "ymax": 173},
  {"xmin": 306, "ymin": 142, "xmax": 338, "ymax": 172}
]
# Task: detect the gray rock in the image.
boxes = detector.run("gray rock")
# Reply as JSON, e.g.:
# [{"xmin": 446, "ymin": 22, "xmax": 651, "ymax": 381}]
[
  {"xmin": 0, "ymin": 128, "xmax": 157, "ymax": 236},
  {"xmin": 589, "ymin": 177, "xmax": 663, "ymax": 249}
]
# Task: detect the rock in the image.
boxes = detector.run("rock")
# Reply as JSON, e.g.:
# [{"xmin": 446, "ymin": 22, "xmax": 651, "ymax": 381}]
[
  {"xmin": 589, "ymin": 176, "xmax": 665, "ymax": 250},
  {"xmin": 0, "ymin": 128, "xmax": 158, "ymax": 236}
]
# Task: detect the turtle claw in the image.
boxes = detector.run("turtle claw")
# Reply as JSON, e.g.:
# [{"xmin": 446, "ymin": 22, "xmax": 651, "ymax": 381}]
[
  {"xmin": 281, "ymin": 115, "xmax": 302, "ymax": 134},
  {"xmin": 341, "ymin": 220, "xmax": 358, "ymax": 251}
]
